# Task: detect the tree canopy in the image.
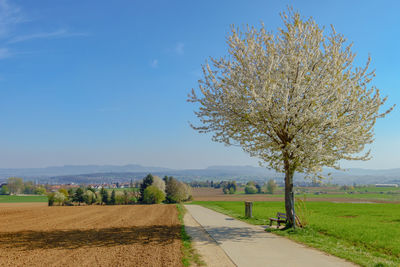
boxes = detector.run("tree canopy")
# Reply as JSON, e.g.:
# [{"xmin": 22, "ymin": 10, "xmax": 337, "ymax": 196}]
[
  {"xmin": 140, "ymin": 174, "xmax": 154, "ymax": 201},
  {"xmin": 189, "ymin": 8, "xmax": 393, "ymax": 225}
]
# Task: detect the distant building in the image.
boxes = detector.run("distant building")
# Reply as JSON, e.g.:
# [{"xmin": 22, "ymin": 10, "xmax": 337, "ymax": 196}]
[{"xmin": 375, "ymin": 184, "xmax": 398, "ymax": 188}]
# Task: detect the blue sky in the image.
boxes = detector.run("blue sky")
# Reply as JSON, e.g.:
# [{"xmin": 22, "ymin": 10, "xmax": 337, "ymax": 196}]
[{"xmin": 0, "ymin": 0, "xmax": 399, "ymax": 169}]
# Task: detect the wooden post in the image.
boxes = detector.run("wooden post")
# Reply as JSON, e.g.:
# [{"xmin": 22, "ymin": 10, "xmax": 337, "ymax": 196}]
[{"xmin": 245, "ymin": 201, "xmax": 253, "ymax": 218}]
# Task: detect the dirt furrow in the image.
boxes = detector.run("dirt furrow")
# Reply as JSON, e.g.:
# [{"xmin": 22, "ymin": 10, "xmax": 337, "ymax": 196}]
[{"xmin": 0, "ymin": 204, "xmax": 182, "ymax": 267}]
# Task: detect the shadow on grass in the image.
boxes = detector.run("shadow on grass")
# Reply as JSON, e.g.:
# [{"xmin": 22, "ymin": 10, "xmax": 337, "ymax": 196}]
[{"xmin": 0, "ymin": 225, "xmax": 181, "ymax": 250}]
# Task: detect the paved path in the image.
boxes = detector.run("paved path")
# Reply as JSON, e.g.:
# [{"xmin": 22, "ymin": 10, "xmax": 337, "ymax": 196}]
[
  {"xmin": 185, "ymin": 205, "xmax": 356, "ymax": 267},
  {"xmin": 183, "ymin": 210, "xmax": 235, "ymax": 267}
]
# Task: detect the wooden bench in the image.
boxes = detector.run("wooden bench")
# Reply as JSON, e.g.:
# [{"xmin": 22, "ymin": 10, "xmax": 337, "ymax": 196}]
[
  {"xmin": 269, "ymin": 212, "xmax": 304, "ymax": 228},
  {"xmin": 269, "ymin": 212, "xmax": 287, "ymax": 227}
]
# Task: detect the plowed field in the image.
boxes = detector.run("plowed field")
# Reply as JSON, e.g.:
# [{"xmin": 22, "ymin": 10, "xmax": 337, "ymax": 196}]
[
  {"xmin": 0, "ymin": 204, "xmax": 182, "ymax": 267},
  {"xmin": 192, "ymin": 188, "xmax": 395, "ymax": 203}
]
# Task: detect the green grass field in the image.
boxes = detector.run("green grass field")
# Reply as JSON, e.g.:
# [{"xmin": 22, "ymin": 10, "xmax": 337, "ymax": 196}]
[
  {"xmin": 230, "ymin": 192, "xmax": 400, "ymax": 201},
  {"xmin": 191, "ymin": 201, "xmax": 400, "ymax": 267},
  {"xmin": 231, "ymin": 187, "xmax": 400, "ymax": 201},
  {"xmin": 232, "ymin": 186, "xmax": 400, "ymax": 201},
  {"xmin": 0, "ymin": 195, "xmax": 48, "ymax": 203}
]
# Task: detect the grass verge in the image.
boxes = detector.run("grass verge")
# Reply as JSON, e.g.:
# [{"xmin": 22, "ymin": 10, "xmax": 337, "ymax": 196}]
[
  {"xmin": 191, "ymin": 201, "xmax": 400, "ymax": 267},
  {"xmin": 176, "ymin": 204, "xmax": 205, "ymax": 266},
  {"xmin": 0, "ymin": 195, "xmax": 48, "ymax": 203}
]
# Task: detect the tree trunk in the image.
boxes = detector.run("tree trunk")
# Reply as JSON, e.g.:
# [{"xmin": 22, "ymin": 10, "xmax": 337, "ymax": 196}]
[{"xmin": 284, "ymin": 158, "xmax": 295, "ymax": 227}]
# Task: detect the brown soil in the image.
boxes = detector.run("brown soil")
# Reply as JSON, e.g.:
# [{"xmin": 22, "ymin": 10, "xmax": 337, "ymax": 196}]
[
  {"xmin": 0, "ymin": 204, "xmax": 182, "ymax": 267},
  {"xmin": 192, "ymin": 188, "xmax": 397, "ymax": 203}
]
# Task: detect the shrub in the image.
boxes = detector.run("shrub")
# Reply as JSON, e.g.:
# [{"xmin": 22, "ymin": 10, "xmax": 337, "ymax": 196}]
[
  {"xmin": 229, "ymin": 187, "xmax": 235, "ymax": 194},
  {"xmin": 83, "ymin": 190, "xmax": 96, "ymax": 205},
  {"xmin": 183, "ymin": 183, "xmax": 192, "ymax": 200},
  {"xmin": 0, "ymin": 185, "xmax": 9, "ymax": 195},
  {"xmin": 143, "ymin": 185, "xmax": 165, "ymax": 204},
  {"xmin": 122, "ymin": 190, "xmax": 129, "ymax": 204},
  {"xmin": 58, "ymin": 188, "xmax": 69, "ymax": 198},
  {"xmin": 23, "ymin": 182, "xmax": 35, "ymax": 194},
  {"xmin": 247, "ymin": 181, "xmax": 256, "ymax": 187},
  {"xmin": 264, "ymin": 179, "xmax": 277, "ymax": 194},
  {"xmin": 67, "ymin": 188, "xmax": 75, "ymax": 200},
  {"xmin": 115, "ymin": 191, "xmax": 125, "ymax": 205},
  {"xmin": 54, "ymin": 192, "xmax": 66, "ymax": 205},
  {"xmin": 34, "ymin": 187, "xmax": 47, "ymax": 195},
  {"xmin": 129, "ymin": 196, "xmax": 138, "ymax": 204},
  {"xmin": 222, "ymin": 181, "xmax": 237, "ymax": 194},
  {"xmin": 95, "ymin": 191, "xmax": 102, "ymax": 204},
  {"xmin": 244, "ymin": 185, "xmax": 257, "ymax": 194},
  {"xmin": 47, "ymin": 193, "xmax": 55, "ymax": 206},
  {"xmin": 164, "ymin": 176, "xmax": 192, "ymax": 203},
  {"xmin": 86, "ymin": 187, "xmax": 96, "ymax": 194}
]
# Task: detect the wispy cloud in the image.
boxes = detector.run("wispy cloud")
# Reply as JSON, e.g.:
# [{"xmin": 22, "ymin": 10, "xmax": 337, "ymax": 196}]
[
  {"xmin": 0, "ymin": 1, "xmax": 88, "ymax": 62},
  {"xmin": 0, "ymin": 0, "xmax": 25, "ymax": 38},
  {"xmin": 0, "ymin": 47, "xmax": 11, "ymax": 59},
  {"xmin": 150, "ymin": 59, "xmax": 159, "ymax": 68},
  {"xmin": 175, "ymin": 42, "xmax": 184, "ymax": 55},
  {"xmin": 7, "ymin": 29, "xmax": 88, "ymax": 44}
]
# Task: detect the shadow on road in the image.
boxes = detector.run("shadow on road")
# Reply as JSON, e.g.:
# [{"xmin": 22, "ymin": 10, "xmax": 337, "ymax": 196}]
[
  {"xmin": 185, "ymin": 223, "xmax": 276, "ymax": 245},
  {"xmin": 203, "ymin": 226, "xmax": 275, "ymax": 242}
]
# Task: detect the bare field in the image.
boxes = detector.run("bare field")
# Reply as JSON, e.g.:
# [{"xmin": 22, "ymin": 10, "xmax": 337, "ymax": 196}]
[
  {"xmin": 192, "ymin": 188, "xmax": 290, "ymax": 201},
  {"xmin": 192, "ymin": 187, "xmax": 396, "ymax": 203},
  {"xmin": 0, "ymin": 204, "xmax": 182, "ymax": 267}
]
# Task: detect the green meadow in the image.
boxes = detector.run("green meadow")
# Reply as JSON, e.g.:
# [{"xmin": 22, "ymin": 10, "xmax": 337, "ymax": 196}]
[
  {"xmin": 191, "ymin": 201, "xmax": 400, "ymax": 267},
  {"xmin": 0, "ymin": 195, "xmax": 48, "ymax": 203},
  {"xmin": 230, "ymin": 192, "xmax": 400, "ymax": 201},
  {"xmin": 232, "ymin": 186, "xmax": 400, "ymax": 201}
]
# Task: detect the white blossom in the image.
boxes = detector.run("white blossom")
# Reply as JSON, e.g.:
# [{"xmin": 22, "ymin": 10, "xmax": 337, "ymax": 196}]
[
  {"xmin": 189, "ymin": 9, "xmax": 393, "ymax": 224},
  {"xmin": 152, "ymin": 175, "xmax": 166, "ymax": 193}
]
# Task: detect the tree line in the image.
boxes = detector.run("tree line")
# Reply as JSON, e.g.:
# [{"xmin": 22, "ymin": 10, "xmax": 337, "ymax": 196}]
[
  {"xmin": 0, "ymin": 177, "xmax": 46, "ymax": 195},
  {"xmin": 189, "ymin": 179, "xmax": 278, "ymax": 195},
  {"xmin": 48, "ymin": 174, "xmax": 192, "ymax": 206}
]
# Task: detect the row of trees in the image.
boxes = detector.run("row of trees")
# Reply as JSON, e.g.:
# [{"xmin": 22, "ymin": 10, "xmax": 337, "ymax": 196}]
[
  {"xmin": 140, "ymin": 174, "xmax": 192, "ymax": 204},
  {"xmin": 189, "ymin": 180, "xmax": 215, "ymax": 188},
  {"xmin": 48, "ymin": 174, "xmax": 192, "ymax": 206},
  {"xmin": 48, "ymin": 187, "xmax": 139, "ymax": 206},
  {"xmin": 218, "ymin": 179, "xmax": 278, "ymax": 195},
  {"xmin": 222, "ymin": 181, "xmax": 237, "ymax": 194},
  {"xmin": 244, "ymin": 180, "xmax": 277, "ymax": 194},
  {"xmin": 1, "ymin": 177, "xmax": 46, "ymax": 195}
]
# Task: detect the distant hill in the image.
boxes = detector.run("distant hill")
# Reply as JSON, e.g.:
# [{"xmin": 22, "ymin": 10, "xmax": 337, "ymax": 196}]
[
  {"xmin": 0, "ymin": 164, "xmax": 399, "ymax": 185},
  {"xmin": 0, "ymin": 164, "xmax": 171, "ymax": 179}
]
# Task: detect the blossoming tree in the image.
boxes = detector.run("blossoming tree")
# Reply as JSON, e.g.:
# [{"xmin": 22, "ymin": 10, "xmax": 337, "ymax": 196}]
[{"xmin": 188, "ymin": 9, "xmax": 393, "ymax": 226}]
